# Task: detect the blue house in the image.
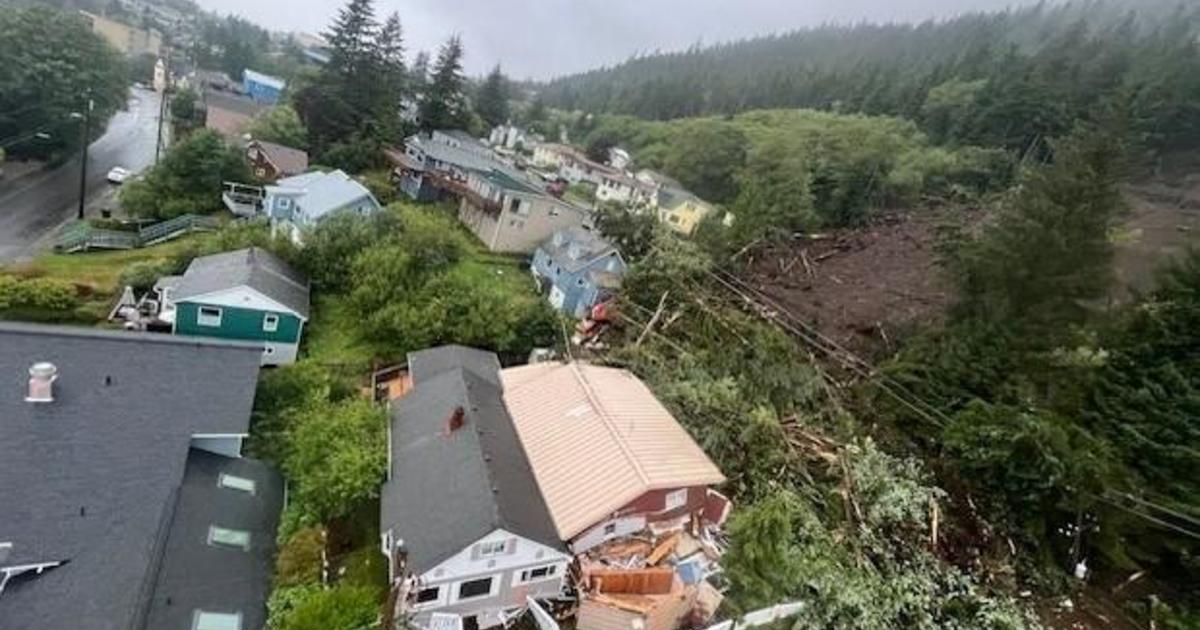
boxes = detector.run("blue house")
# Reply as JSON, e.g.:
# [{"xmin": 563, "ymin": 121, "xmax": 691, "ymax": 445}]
[
  {"xmin": 264, "ymin": 170, "xmax": 381, "ymax": 244},
  {"xmin": 389, "ymin": 131, "xmax": 510, "ymax": 202},
  {"xmin": 243, "ymin": 69, "xmax": 286, "ymax": 105},
  {"xmin": 531, "ymin": 227, "xmax": 627, "ymax": 318}
]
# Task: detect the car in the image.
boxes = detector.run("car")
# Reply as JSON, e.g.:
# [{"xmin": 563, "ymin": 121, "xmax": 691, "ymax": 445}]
[{"xmin": 106, "ymin": 167, "xmax": 131, "ymax": 185}]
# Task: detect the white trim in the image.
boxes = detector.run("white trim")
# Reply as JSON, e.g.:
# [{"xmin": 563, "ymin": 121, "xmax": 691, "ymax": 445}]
[
  {"xmin": 477, "ymin": 540, "xmax": 506, "ymax": 558},
  {"xmin": 511, "ymin": 563, "xmax": 561, "ymax": 587},
  {"xmin": 664, "ymin": 488, "xmax": 688, "ymax": 512},
  {"xmin": 263, "ymin": 313, "xmax": 280, "ymax": 332},
  {"xmin": 0, "ymin": 560, "xmax": 65, "ymax": 596},
  {"xmin": 450, "ymin": 573, "xmax": 501, "ymax": 604},
  {"xmin": 191, "ymin": 433, "xmax": 249, "ymax": 439},
  {"xmin": 411, "ymin": 583, "xmax": 449, "ymax": 610},
  {"xmin": 197, "ymin": 306, "xmax": 223, "ymax": 327},
  {"xmin": 178, "ymin": 286, "xmax": 307, "ymax": 321}
]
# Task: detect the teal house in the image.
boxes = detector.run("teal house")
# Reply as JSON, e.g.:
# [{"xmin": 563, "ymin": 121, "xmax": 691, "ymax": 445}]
[{"xmin": 161, "ymin": 247, "xmax": 310, "ymax": 365}]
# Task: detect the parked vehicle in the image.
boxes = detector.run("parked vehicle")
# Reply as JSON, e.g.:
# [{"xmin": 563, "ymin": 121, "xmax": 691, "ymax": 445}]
[{"xmin": 106, "ymin": 167, "xmax": 130, "ymax": 184}]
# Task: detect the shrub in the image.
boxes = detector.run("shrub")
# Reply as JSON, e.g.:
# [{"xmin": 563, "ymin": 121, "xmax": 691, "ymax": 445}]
[
  {"xmin": 276, "ymin": 527, "xmax": 325, "ymax": 588},
  {"xmin": 118, "ymin": 261, "xmax": 175, "ymax": 292},
  {"xmin": 0, "ymin": 276, "xmax": 79, "ymax": 312},
  {"xmin": 271, "ymin": 585, "xmax": 379, "ymax": 630}
]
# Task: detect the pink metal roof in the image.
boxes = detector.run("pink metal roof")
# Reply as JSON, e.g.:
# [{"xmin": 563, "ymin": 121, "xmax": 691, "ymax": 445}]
[{"xmin": 500, "ymin": 363, "xmax": 726, "ymax": 540}]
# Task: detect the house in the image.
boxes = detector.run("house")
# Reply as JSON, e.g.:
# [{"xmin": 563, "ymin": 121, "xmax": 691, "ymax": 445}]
[
  {"xmin": 204, "ymin": 90, "xmax": 268, "ymax": 139},
  {"xmin": 489, "ymin": 124, "xmax": 533, "ymax": 150},
  {"xmin": 79, "ymin": 10, "xmax": 163, "ymax": 57},
  {"xmin": 243, "ymin": 69, "xmax": 286, "ymax": 105},
  {"xmin": 458, "ymin": 168, "xmax": 587, "ymax": 254},
  {"xmin": 559, "ymin": 153, "xmax": 620, "ymax": 187},
  {"xmin": 247, "ymin": 139, "xmax": 309, "ymax": 181},
  {"xmin": 0, "ymin": 322, "xmax": 283, "ymax": 630},
  {"xmin": 390, "ymin": 131, "xmax": 512, "ymax": 202},
  {"xmin": 380, "ymin": 346, "xmax": 572, "ymax": 629},
  {"xmin": 608, "ymin": 147, "xmax": 632, "ymax": 170},
  {"xmin": 531, "ymin": 143, "xmax": 582, "ymax": 170},
  {"xmin": 656, "ymin": 188, "xmax": 717, "ymax": 236},
  {"xmin": 264, "ymin": 170, "xmax": 382, "ymax": 244},
  {"xmin": 165, "ymin": 247, "xmax": 311, "ymax": 365},
  {"xmin": 500, "ymin": 361, "xmax": 728, "ymax": 553},
  {"xmin": 531, "ymin": 227, "xmax": 626, "ymax": 318},
  {"xmin": 596, "ymin": 171, "xmax": 657, "ymax": 207}
]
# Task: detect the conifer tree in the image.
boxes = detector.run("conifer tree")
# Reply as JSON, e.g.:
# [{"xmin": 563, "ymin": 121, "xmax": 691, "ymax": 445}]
[
  {"xmin": 420, "ymin": 36, "xmax": 468, "ymax": 132},
  {"xmin": 476, "ymin": 65, "xmax": 510, "ymax": 129}
]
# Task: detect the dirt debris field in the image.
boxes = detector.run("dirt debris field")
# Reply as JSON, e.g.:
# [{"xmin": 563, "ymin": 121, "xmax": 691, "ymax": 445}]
[{"xmin": 738, "ymin": 169, "xmax": 1200, "ymax": 359}]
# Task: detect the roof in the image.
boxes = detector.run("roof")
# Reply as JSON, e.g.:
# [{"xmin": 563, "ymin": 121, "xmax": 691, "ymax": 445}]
[
  {"xmin": 0, "ymin": 323, "xmax": 263, "ymax": 630},
  {"xmin": 143, "ymin": 449, "xmax": 285, "ymax": 630},
  {"xmin": 540, "ymin": 227, "xmax": 621, "ymax": 275},
  {"xmin": 381, "ymin": 347, "xmax": 564, "ymax": 573},
  {"xmin": 251, "ymin": 140, "xmax": 308, "ymax": 176},
  {"xmin": 475, "ymin": 167, "xmax": 542, "ymax": 196},
  {"xmin": 500, "ymin": 362, "xmax": 726, "ymax": 540},
  {"xmin": 243, "ymin": 68, "xmax": 286, "ymax": 91},
  {"xmin": 269, "ymin": 170, "xmax": 378, "ymax": 222},
  {"xmin": 406, "ymin": 133, "xmax": 512, "ymax": 174},
  {"xmin": 204, "ymin": 90, "xmax": 268, "ymax": 118},
  {"xmin": 657, "ymin": 187, "xmax": 711, "ymax": 212},
  {"xmin": 174, "ymin": 247, "xmax": 311, "ymax": 319},
  {"xmin": 437, "ymin": 129, "xmax": 484, "ymax": 145},
  {"xmin": 408, "ymin": 345, "xmax": 502, "ymax": 388}
]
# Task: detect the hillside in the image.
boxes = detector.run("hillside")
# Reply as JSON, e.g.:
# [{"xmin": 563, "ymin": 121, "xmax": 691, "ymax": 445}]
[{"xmin": 539, "ymin": 0, "xmax": 1200, "ymax": 156}]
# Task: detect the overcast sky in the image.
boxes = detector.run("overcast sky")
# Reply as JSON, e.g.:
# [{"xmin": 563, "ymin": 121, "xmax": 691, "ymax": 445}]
[{"xmin": 198, "ymin": 0, "xmax": 1044, "ymax": 79}]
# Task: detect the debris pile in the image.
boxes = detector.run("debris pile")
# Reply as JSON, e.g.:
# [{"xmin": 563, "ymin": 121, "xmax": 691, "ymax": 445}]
[{"xmin": 575, "ymin": 517, "xmax": 728, "ymax": 630}]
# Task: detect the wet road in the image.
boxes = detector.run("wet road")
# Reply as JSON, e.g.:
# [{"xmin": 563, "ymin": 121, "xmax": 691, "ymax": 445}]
[{"xmin": 0, "ymin": 87, "xmax": 162, "ymax": 262}]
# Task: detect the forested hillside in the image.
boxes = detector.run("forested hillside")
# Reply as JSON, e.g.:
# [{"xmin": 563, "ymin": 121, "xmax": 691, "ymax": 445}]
[{"xmin": 539, "ymin": 1, "xmax": 1200, "ymax": 156}]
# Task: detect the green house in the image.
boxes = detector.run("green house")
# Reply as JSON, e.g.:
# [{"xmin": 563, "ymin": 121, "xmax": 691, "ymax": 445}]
[{"xmin": 164, "ymin": 247, "xmax": 310, "ymax": 365}]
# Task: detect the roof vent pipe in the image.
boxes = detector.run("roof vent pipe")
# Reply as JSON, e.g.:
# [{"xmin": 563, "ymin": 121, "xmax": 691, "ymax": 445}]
[{"xmin": 26, "ymin": 363, "xmax": 57, "ymax": 403}]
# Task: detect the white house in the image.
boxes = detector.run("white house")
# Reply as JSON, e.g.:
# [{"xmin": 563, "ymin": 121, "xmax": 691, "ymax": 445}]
[
  {"xmin": 596, "ymin": 171, "xmax": 658, "ymax": 207},
  {"xmin": 381, "ymin": 347, "xmax": 572, "ymax": 629}
]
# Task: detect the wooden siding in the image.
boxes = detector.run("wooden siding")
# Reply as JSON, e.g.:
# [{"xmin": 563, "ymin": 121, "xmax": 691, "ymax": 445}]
[{"xmin": 175, "ymin": 302, "xmax": 302, "ymax": 344}]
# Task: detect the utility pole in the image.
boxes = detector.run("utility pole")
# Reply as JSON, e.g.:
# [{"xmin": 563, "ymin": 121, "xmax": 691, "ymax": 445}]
[
  {"xmin": 77, "ymin": 93, "xmax": 94, "ymax": 221},
  {"xmin": 155, "ymin": 55, "xmax": 170, "ymax": 163}
]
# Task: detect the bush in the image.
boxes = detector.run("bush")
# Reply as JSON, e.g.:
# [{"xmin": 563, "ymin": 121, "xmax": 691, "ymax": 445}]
[
  {"xmin": 0, "ymin": 276, "xmax": 79, "ymax": 312},
  {"xmin": 271, "ymin": 585, "xmax": 379, "ymax": 630},
  {"xmin": 118, "ymin": 261, "xmax": 176, "ymax": 292},
  {"xmin": 339, "ymin": 545, "xmax": 388, "ymax": 593},
  {"xmin": 276, "ymin": 527, "xmax": 325, "ymax": 588}
]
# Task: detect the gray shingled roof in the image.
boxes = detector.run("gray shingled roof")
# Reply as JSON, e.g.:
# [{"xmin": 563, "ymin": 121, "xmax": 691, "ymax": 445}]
[
  {"xmin": 174, "ymin": 247, "xmax": 311, "ymax": 319},
  {"xmin": 381, "ymin": 347, "xmax": 564, "ymax": 573},
  {"xmin": 541, "ymin": 227, "xmax": 621, "ymax": 275},
  {"xmin": 252, "ymin": 140, "xmax": 309, "ymax": 176},
  {"xmin": 408, "ymin": 344, "xmax": 502, "ymax": 388},
  {"xmin": 143, "ymin": 449, "xmax": 285, "ymax": 630},
  {"xmin": 0, "ymin": 323, "xmax": 263, "ymax": 630}
]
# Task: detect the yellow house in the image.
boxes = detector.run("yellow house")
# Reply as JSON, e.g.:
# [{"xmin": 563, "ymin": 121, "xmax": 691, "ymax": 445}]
[
  {"xmin": 79, "ymin": 11, "xmax": 163, "ymax": 57},
  {"xmin": 656, "ymin": 188, "xmax": 717, "ymax": 235}
]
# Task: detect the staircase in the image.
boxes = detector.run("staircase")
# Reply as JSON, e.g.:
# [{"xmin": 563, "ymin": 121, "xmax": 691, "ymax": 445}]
[{"xmin": 56, "ymin": 214, "xmax": 221, "ymax": 253}]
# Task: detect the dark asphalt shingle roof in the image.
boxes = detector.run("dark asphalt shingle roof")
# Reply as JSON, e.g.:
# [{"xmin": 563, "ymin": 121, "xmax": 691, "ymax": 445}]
[
  {"xmin": 143, "ymin": 449, "xmax": 285, "ymax": 630},
  {"xmin": 381, "ymin": 348, "xmax": 564, "ymax": 573},
  {"xmin": 408, "ymin": 345, "xmax": 502, "ymax": 388},
  {"xmin": 0, "ymin": 323, "xmax": 263, "ymax": 630},
  {"xmin": 251, "ymin": 140, "xmax": 309, "ymax": 176},
  {"xmin": 174, "ymin": 247, "xmax": 311, "ymax": 319}
]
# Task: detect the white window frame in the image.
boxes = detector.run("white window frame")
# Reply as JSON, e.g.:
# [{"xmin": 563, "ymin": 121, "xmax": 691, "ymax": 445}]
[
  {"xmin": 412, "ymin": 584, "xmax": 447, "ymax": 610},
  {"xmin": 197, "ymin": 306, "xmax": 223, "ymax": 327},
  {"xmin": 477, "ymin": 540, "xmax": 507, "ymax": 558},
  {"xmin": 452, "ymin": 574, "xmax": 500, "ymax": 603},
  {"xmin": 277, "ymin": 197, "xmax": 292, "ymax": 210},
  {"xmin": 664, "ymin": 488, "xmax": 689, "ymax": 512},
  {"xmin": 512, "ymin": 564, "xmax": 559, "ymax": 586},
  {"xmin": 263, "ymin": 313, "xmax": 280, "ymax": 332},
  {"xmin": 192, "ymin": 610, "xmax": 242, "ymax": 630},
  {"xmin": 217, "ymin": 473, "xmax": 256, "ymax": 495}
]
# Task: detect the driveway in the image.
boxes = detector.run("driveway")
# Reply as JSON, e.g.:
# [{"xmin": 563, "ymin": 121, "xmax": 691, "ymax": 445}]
[{"xmin": 0, "ymin": 87, "xmax": 162, "ymax": 263}]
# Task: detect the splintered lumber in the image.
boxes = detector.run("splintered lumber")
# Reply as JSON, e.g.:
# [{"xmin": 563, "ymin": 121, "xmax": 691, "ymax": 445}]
[
  {"xmin": 635, "ymin": 291, "xmax": 670, "ymax": 348},
  {"xmin": 647, "ymin": 533, "xmax": 681, "ymax": 566},
  {"xmin": 591, "ymin": 568, "xmax": 675, "ymax": 595}
]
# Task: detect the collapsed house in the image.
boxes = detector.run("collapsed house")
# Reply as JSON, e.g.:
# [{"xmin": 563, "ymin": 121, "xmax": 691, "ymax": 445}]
[{"xmin": 379, "ymin": 346, "xmax": 731, "ymax": 630}]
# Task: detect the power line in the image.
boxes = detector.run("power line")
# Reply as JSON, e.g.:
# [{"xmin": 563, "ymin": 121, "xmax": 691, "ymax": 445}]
[
  {"xmin": 1092, "ymin": 494, "xmax": 1200, "ymax": 541},
  {"xmin": 1107, "ymin": 491, "xmax": 1200, "ymax": 530}
]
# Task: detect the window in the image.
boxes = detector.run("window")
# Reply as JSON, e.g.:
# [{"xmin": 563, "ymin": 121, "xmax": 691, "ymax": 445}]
[
  {"xmin": 278, "ymin": 197, "xmax": 292, "ymax": 210},
  {"xmin": 263, "ymin": 314, "xmax": 279, "ymax": 332},
  {"xmin": 193, "ymin": 610, "xmax": 241, "ymax": 630},
  {"xmin": 577, "ymin": 278, "xmax": 586, "ymax": 287},
  {"xmin": 603, "ymin": 523, "xmax": 617, "ymax": 536},
  {"xmin": 218, "ymin": 473, "xmax": 256, "ymax": 495},
  {"xmin": 519, "ymin": 565, "xmax": 557, "ymax": 583},
  {"xmin": 477, "ymin": 540, "xmax": 507, "ymax": 557},
  {"xmin": 197, "ymin": 307, "xmax": 222, "ymax": 327},
  {"xmin": 416, "ymin": 586, "xmax": 440, "ymax": 603},
  {"xmin": 664, "ymin": 488, "xmax": 689, "ymax": 511},
  {"xmin": 458, "ymin": 576, "xmax": 494, "ymax": 600},
  {"xmin": 208, "ymin": 526, "xmax": 251, "ymax": 551}
]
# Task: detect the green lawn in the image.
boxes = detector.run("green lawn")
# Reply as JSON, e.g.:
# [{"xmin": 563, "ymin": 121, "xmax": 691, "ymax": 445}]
[{"xmin": 1, "ymin": 236, "xmax": 202, "ymax": 323}]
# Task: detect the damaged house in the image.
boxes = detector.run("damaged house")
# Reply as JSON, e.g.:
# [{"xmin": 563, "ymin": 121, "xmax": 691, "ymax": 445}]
[{"xmin": 380, "ymin": 346, "xmax": 730, "ymax": 630}]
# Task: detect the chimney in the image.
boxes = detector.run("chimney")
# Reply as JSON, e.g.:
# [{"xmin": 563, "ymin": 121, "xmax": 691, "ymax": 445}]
[
  {"xmin": 445, "ymin": 406, "xmax": 466, "ymax": 435},
  {"xmin": 26, "ymin": 363, "xmax": 57, "ymax": 403}
]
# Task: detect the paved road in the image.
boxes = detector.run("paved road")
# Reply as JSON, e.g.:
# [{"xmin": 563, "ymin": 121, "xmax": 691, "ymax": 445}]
[{"xmin": 0, "ymin": 87, "xmax": 162, "ymax": 262}]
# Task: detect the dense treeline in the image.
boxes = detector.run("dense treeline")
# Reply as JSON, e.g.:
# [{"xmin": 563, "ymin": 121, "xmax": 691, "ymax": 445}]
[{"xmin": 539, "ymin": 1, "xmax": 1200, "ymax": 156}]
